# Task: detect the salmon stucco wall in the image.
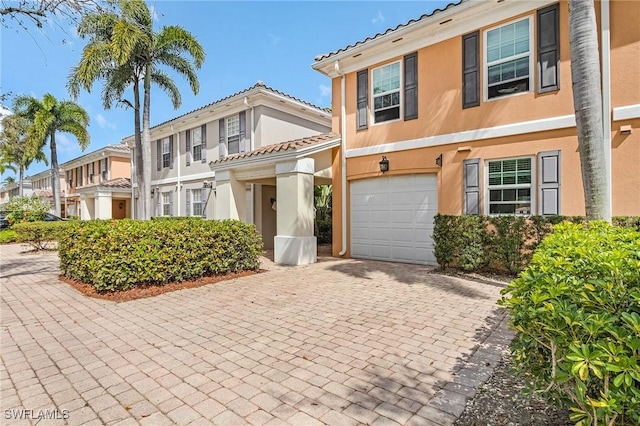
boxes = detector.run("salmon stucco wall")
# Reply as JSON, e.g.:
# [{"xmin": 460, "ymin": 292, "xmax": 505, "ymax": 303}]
[{"xmin": 110, "ymin": 157, "xmax": 131, "ymax": 179}]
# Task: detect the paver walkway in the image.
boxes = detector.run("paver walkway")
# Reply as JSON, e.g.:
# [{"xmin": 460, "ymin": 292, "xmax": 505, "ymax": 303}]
[{"xmin": 1, "ymin": 244, "xmax": 512, "ymax": 426}]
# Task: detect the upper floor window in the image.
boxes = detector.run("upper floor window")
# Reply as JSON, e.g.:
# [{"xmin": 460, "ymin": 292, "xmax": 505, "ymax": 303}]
[
  {"xmin": 487, "ymin": 157, "xmax": 532, "ymax": 215},
  {"xmin": 372, "ymin": 62, "xmax": 401, "ymax": 123},
  {"xmin": 191, "ymin": 127, "xmax": 203, "ymax": 161},
  {"xmin": 227, "ymin": 115, "xmax": 240, "ymax": 155},
  {"xmin": 485, "ymin": 17, "xmax": 532, "ymax": 100},
  {"xmin": 88, "ymin": 162, "xmax": 95, "ymax": 183},
  {"xmin": 100, "ymin": 158, "xmax": 108, "ymax": 181},
  {"xmin": 162, "ymin": 138, "xmax": 171, "ymax": 168},
  {"xmin": 77, "ymin": 166, "xmax": 83, "ymax": 186}
]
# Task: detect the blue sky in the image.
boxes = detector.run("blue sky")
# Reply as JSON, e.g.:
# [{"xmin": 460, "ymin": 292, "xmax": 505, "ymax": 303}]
[{"xmin": 1, "ymin": 1, "xmax": 450, "ymax": 179}]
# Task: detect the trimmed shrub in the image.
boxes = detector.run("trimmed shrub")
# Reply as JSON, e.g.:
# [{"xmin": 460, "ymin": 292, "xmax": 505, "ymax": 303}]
[
  {"xmin": 0, "ymin": 229, "xmax": 17, "ymax": 244},
  {"xmin": 13, "ymin": 221, "xmax": 71, "ymax": 250},
  {"xmin": 58, "ymin": 219, "xmax": 264, "ymax": 293},
  {"xmin": 433, "ymin": 215, "xmax": 640, "ymax": 275},
  {"xmin": 499, "ymin": 222, "xmax": 640, "ymax": 425}
]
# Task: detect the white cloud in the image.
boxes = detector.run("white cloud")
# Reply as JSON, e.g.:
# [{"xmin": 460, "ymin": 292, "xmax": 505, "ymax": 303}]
[
  {"xmin": 266, "ymin": 33, "xmax": 282, "ymax": 45},
  {"xmin": 372, "ymin": 10, "xmax": 385, "ymax": 24},
  {"xmin": 95, "ymin": 113, "xmax": 116, "ymax": 130},
  {"xmin": 319, "ymin": 84, "xmax": 331, "ymax": 97}
]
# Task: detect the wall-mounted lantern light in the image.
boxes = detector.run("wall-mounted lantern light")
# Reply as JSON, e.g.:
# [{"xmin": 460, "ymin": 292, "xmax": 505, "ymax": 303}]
[
  {"xmin": 435, "ymin": 154, "xmax": 443, "ymax": 167},
  {"xmin": 379, "ymin": 156, "xmax": 389, "ymax": 173},
  {"xmin": 150, "ymin": 188, "xmax": 156, "ymax": 197},
  {"xmin": 118, "ymin": 202, "xmax": 124, "ymax": 209},
  {"xmin": 270, "ymin": 198, "xmax": 277, "ymax": 211}
]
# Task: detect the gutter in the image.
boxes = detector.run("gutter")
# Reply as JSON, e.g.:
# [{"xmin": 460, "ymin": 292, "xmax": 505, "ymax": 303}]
[
  {"xmin": 244, "ymin": 96, "xmax": 255, "ymax": 224},
  {"xmin": 335, "ymin": 60, "xmax": 347, "ymax": 257}
]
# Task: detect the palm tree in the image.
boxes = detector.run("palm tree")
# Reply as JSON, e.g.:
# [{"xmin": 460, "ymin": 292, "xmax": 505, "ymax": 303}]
[
  {"xmin": 0, "ymin": 114, "xmax": 48, "ymax": 196},
  {"xmin": 568, "ymin": 0, "xmax": 610, "ymax": 221},
  {"xmin": 68, "ymin": 0, "xmax": 205, "ymax": 219},
  {"xmin": 14, "ymin": 94, "xmax": 89, "ymax": 216},
  {"xmin": 0, "ymin": 151, "xmax": 16, "ymax": 176}
]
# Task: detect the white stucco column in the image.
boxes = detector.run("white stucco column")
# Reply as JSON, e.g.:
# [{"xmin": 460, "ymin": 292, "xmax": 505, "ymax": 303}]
[
  {"xmin": 274, "ymin": 158, "xmax": 317, "ymax": 265},
  {"xmin": 80, "ymin": 195, "xmax": 93, "ymax": 220},
  {"xmin": 214, "ymin": 170, "xmax": 246, "ymax": 220},
  {"xmin": 95, "ymin": 192, "xmax": 113, "ymax": 220}
]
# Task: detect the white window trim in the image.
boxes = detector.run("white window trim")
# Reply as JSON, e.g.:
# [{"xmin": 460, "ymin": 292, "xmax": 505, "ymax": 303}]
[
  {"xmin": 226, "ymin": 115, "xmax": 240, "ymax": 155},
  {"xmin": 191, "ymin": 188, "xmax": 203, "ymax": 217},
  {"xmin": 162, "ymin": 192, "xmax": 171, "ymax": 216},
  {"xmin": 483, "ymin": 15, "xmax": 534, "ymax": 102},
  {"xmin": 484, "ymin": 156, "xmax": 536, "ymax": 216},
  {"xmin": 162, "ymin": 137, "xmax": 171, "ymax": 168},
  {"xmin": 371, "ymin": 60, "xmax": 403, "ymax": 126},
  {"xmin": 191, "ymin": 127, "xmax": 203, "ymax": 162}
]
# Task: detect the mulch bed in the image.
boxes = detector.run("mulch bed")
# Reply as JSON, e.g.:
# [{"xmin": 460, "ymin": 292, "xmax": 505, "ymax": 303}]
[{"xmin": 59, "ymin": 270, "xmax": 264, "ymax": 302}]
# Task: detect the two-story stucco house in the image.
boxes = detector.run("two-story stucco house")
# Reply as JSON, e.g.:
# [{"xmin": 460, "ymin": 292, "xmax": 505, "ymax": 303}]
[
  {"xmin": 63, "ymin": 144, "xmax": 132, "ymax": 219},
  {"xmin": 312, "ymin": 0, "xmax": 639, "ymax": 265},
  {"xmin": 123, "ymin": 82, "xmax": 334, "ymax": 264},
  {"xmin": 26, "ymin": 170, "xmax": 64, "ymax": 213},
  {"xmin": 0, "ymin": 180, "xmax": 33, "ymax": 207}
]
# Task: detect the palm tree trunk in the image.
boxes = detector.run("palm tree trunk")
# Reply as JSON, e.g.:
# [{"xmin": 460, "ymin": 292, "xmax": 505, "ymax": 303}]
[
  {"xmin": 142, "ymin": 63, "xmax": 152, "ymax": 220},
  {"xmin": 50, "ymin": 131, "xmax": 61, "ymax": 216},
  {"xmin": 133, "ymin": 80, "xmax": 146, "ymax": 220},
  {"xmin": 568, "ymin": 0, "xmax": 611, "ymax": 221},
  {"xmin": 19, "ymin": 166, "xmax": 24, "ymax": 197}
]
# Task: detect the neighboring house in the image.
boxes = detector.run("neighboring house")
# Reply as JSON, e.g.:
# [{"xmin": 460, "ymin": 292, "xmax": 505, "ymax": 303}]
[
  {"xmin": 312, "ymin": 0, "xmax": 639, "ymax": 265},
  {"xmin": 0, "ymin": 180, "xmax": 33, "ymax": 207},
  {"xmin": 123, "ymin": 82, "xmax": 334, "ymax": 265},
  {"xmin": 28, "ymin": 169, "xmax": 64, "ymax": 214},
  {"xmin": 62, "ymin": 144, "xmax": 131, "ymax": 220}
]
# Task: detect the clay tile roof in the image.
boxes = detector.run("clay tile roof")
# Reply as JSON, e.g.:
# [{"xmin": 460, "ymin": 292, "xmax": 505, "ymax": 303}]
[
  {"xmin": 78, "ymin": 177, "xmax": 131, "ymax": 190},
  {"xmin": 211, "ymin": 133, "xmax": 340, "ymax": 165},
  {"xmin": 34, "ymin": 190, "xmax": 53, "ymax": 198},
  {"xmin": 314, "ymin": 0, "xmax": 465, "ymax": 62}
]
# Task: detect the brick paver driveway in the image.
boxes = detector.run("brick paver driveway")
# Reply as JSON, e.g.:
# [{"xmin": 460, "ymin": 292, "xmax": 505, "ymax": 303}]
[{"xmin": 1, "ymin": 244, "xmax": 511, "ymax": 426}]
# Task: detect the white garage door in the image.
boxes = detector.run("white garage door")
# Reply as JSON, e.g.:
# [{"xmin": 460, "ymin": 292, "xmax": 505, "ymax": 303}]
[{"xmin": 350, "ymin": 174, "xmax": 438, "ymax": 265}]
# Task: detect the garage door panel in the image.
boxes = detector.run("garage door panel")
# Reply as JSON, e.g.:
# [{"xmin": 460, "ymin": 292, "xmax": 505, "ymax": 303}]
[{"xmin": 351, "ymin": 174, "xmax": 437, "ymax": 266}]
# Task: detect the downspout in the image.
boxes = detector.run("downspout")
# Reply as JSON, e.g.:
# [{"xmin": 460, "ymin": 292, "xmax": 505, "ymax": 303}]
[
  {"xmin": 172, "ymin": 124, "xmax": 181, "ymax": 216},
  {"xmin": 244, "ymin": 97, "xmax": 255, "ymax": 224},
  {"xmin": 335, "ymin": 60, "xmax": 347, "ymax": 256},
  {"xmin": 601, "ymin": 0, "xmax": 612, "ymax": 217}
]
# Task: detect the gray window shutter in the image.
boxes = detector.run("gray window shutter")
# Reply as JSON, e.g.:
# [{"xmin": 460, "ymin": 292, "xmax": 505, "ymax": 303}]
[
  {"xmin": 185, "ymin": 188, "xmax": 191, "ymax": 217},
  {"xmin": 169, "ymin": 135, "xmax": 174, "ymax": 169},
  {"xmin": 462, "ymin": 31, "xmax": 480, "ymax": 109},
  {"xmin": 169, "ymin": 190, "xmax": 174, "ymax": 216},
  {"xmin": 201, "ymin": 188, "xmax": 207, "ymax": 219},
  {"xmin": 538, "ymin": 150, "xmax": 561, "ymax": 215},
  {"xmin": 185, "ymin": 130, "xmax": 191, "ymax": 166},
  {"xmin": 239, "ymin": 111, "xmax": 246, "ymax": 153},
  {"xmin": 201, "ymin": 124, "xmax": 207, "ymax": 163},
  {"xmin": 356, "ymin": 69, "xmax": 368, "ymax": 130},
  {"xmin": 156, "ymin": 140, "xmax": 161, "ymax": 171},
  {"xmin": 538, "ymin": 3, "xmax": 560, "ymax": 93},
  {"xmin": 463, "ymin": 158, "xmax": 481, "ymax": 215},
  {"xmin": 219, "ymin": 119, "xmax": 226, "ymax": 158},
  {"xmin": 404, "ymin": 52, "xmax": 418, "ymax": 120}
]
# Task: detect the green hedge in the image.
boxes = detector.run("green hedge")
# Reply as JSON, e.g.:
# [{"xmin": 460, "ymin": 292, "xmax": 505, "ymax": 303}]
[
  {"xmin": 58, "ymin": 219, "xmax": 264, "ymax": 293},
  {"xmin": 13, "ymin": 221, "xmax": 72, "ymax": 250},
  {"xmin": 0, "ymin": 229, "xmax": 17, "ymax": 244},
  {"xmin": 499, "ymin": 222, "xmax": 640, "ymax": 425},
  {"xmin": 433, "ymin": 215, "xmax": 640, "ymax": 275}
]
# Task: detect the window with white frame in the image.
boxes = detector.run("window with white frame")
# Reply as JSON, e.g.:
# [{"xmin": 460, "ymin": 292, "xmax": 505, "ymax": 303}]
[
  {"xmin": 100, "ymin": 158, "xmax": 108, "ymax": 180},
  {"xmin": 162, "ymin": 192, "xmax": 171, "ymax": 216},
  {"xmin": 191, "ymin": 188, "xmax": 203, "ymax": 216},
  {"xmin": 485, "ymin": 17, "xmax": 531, "ymax": 100},
  {"xmin": 372, "ymin": 61, "xmax": 401, "ymax": 123},
  {"xmin": 487, "ymin": 157, "xmax": 532, "ymax": 215},
  {"xmin": 191, "ymin": 127, "xmax": 203, "ymax": 161},
  {"xmin": 227, "ymin": 115, "xmax": 240, "ymax": 155},
  {"xmin": 162, "ymin": 138, "xmax": 171, "ymax": 168}
]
